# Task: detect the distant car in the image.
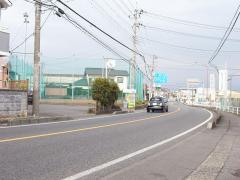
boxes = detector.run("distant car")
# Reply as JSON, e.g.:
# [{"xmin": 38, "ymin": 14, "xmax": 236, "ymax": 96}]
[
  {"xmin": 147, "ymin": 96, "xmax": 168, "ymax": 113},
  {"xmin": 28, "ymin": 91, "xmax": 33, "ymax": 105}
]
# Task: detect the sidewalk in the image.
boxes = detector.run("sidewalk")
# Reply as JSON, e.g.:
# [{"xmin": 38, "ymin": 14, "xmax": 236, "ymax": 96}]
[
  {"xmin": 97, "ymin": 111, "xmax": 240, "ymax": 180},
  {"xmin": 216, "ymin": 112, "xmax": 240, "ymax": 180}
]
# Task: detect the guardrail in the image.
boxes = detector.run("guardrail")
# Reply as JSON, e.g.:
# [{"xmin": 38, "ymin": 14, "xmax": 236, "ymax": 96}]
[
  {"xmin": 216, "ymin": 106, "xmax": 240, "ymax": 115},
  {"xmin": 191, "ymin": 102, "xmax": 240, "ymax": 116}
]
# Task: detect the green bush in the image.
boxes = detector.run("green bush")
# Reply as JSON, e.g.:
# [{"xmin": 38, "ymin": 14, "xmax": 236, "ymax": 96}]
[{"xmin": 92, "ymin": 78, "xmax": 120, "ymax": 112}]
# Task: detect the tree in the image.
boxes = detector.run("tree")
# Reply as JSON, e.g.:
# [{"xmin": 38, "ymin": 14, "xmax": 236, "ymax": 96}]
[{"xmin": 92, "ymin": 78, "xmax": 120, "ymax": 112}]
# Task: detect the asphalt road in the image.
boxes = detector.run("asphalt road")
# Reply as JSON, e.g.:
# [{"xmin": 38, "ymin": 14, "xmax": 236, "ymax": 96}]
[{"xmin": 0, "ymin": 103, "xmax": 211, "ymax": 180}]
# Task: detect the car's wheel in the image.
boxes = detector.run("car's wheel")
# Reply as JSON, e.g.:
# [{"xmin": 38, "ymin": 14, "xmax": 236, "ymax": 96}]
[
  {"xmin": 152, "ymin": 109, "xmax": 155, "ymax": 112},
  {"xmin": 147, "ymin": 109, "xmax": 150, "ymax": 113},
  {"xmin": 166, "ymin": 107, "xmax": 169, "ymax": 112},
  {"xmin": 163, "ymin": 107, "xmax": 166, "ymax": 113}
]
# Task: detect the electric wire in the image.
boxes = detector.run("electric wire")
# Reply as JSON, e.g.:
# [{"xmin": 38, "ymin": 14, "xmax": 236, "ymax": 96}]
[
  {"xmin": 10, "ymin": 9, "xmax": 53, "ymax": 53},
  {"xmin": 144, "ymin": 10, "xmax": 240, "ymax": 32},
  {"xmin": 143, "ymin": 24, "xmax": 240, "ymax": 42},
  {"xmin": 209, "ymin": 4, "xmax": 240, "ymax": 65}
]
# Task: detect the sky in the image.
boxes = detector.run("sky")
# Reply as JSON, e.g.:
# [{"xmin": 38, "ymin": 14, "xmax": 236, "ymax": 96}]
[{"xmin": 2, "ymin": 0, "xmax": 240, "ymax": 90}]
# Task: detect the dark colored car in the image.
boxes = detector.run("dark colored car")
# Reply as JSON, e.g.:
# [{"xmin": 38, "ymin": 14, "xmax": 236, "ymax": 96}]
[
  {"xmin": 28, "ymin": 91, "xmax": 33, "ymax": 105},
  {"xmin": 147, "ymin": 97, "xmax": 168, "ymax": 113}
]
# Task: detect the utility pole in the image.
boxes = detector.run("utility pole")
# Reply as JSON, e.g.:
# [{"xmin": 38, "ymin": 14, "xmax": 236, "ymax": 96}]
[
  {"xmin": 33, "ymin": 0, "xmax": 41, "ymax": 116},
  {"xmin": 129, "ymin": 9, "xmax": 143, "ymax": 89}
]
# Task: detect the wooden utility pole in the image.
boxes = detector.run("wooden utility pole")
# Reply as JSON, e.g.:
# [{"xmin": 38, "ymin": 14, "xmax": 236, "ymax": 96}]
[{"xmin": 33, "ymin": 0, "xmax": 41, "ymax": 116}]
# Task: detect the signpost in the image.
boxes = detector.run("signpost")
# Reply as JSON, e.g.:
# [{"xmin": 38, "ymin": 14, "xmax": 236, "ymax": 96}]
[{"xmin": 123, "ymin": 89, "xmax": 136, "ymax": 111}]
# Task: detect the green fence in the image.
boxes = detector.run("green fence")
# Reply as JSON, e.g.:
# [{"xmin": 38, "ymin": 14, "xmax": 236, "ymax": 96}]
[{"xmin": 9, "ymin": 55, "xmax": 45, "ymax": 97}]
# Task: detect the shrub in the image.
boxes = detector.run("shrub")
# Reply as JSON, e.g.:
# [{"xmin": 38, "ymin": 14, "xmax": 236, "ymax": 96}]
[{"xmin": 92, "ymin": 78, "xmax": 120, "ymax": 112}]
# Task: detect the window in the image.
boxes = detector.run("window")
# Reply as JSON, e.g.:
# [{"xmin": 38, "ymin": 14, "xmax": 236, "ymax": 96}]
[{"xmin": 117, "ymin": 77, "xmax": 123, "ymax": 83}]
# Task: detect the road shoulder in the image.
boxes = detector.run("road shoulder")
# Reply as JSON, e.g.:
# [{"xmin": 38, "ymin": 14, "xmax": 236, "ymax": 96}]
[{"xmin": 95, "ymin": 112, "xmax": 231, "ymax": 180}]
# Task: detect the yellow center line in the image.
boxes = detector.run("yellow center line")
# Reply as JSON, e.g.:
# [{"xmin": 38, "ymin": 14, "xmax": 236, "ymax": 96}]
[{"xmin": 0, "ymin": 108, "xmax": 181, "ymax": 143}]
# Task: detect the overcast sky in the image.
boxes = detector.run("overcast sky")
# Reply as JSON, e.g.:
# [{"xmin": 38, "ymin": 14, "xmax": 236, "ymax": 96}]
[{"xmin": 2, "ymin": 0, "xmax": 240, "ymax": 90}]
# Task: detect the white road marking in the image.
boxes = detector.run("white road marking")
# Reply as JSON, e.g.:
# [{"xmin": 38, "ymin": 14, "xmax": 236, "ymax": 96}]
[
  {"xmin": 63, "ymin": 109, "xmax": 213, "ymax": 180},
  {"xmin": 0, "ymin": 110, "xmax": 146, "ymax": 129}
]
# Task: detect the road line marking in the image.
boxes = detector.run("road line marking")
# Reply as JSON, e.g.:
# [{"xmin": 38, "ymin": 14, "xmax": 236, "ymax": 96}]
[
  {"xmin": 0, "ymin": 108, "xmax": 180, "ymax": 143},
  {"xmin": 0, "ymin": 110, "xmax": 146, "ymax": 129},
  {"xmin": 62, "ymin": 109, "xmax": 213, "ymax": 180}
]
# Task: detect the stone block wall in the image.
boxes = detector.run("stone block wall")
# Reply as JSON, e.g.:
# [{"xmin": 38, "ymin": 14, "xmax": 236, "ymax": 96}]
[{"xmin": 0, "ymin": 89, "xmax": 27, "ymax": 117}]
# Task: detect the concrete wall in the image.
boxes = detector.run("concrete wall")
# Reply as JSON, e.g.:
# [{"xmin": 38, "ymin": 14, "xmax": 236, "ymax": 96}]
[
  {"xmin": 0, "ymin": 89, "xmax": 27, "ymax": 117},
  {"xmin": 45, "ymin": 87, "xmax": 67, "ymax": 96}
]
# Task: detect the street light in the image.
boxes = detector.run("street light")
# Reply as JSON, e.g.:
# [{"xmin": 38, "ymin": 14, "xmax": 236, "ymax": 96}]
[{"xmin": 23, "ymin": 12, "xmax": 29, "ymax": 80}]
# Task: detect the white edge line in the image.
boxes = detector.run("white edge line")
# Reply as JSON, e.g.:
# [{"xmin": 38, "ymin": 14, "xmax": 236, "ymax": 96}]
[
  {"xmin": 62, "ymin": 109, "xmax": 213, "ymax": 180},
  {"xmin": 0, "ymin": 110, "xmax": 145, "ymax": 129}
]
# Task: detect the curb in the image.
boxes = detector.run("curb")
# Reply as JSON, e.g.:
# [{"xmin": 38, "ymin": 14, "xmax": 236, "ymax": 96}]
[
  {"xmin": 0, "ymin": 116, "xmax": 73, "ymax": 126},
  {"xmin": 206, "ymin": 109, "xmax": 221, "ymax": 129},
  {"xmin": 186, "ymin": 104, "xmax": 221, "ymax": 129},
  {"xmin": 112, "ymin": 111, "xmax": 128, "ymax": 115}
]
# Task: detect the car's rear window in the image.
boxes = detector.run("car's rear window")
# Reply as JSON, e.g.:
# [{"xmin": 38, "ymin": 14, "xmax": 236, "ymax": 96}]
[{"xmin": 150, "ymin": 98, "xmax": 163, "ymax": 101}]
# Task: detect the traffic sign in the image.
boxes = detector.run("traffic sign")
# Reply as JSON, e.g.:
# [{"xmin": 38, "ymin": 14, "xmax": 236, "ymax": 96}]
[{"xmin": 154, "ymin": 72, "xmax": 168, "ymax": 84}]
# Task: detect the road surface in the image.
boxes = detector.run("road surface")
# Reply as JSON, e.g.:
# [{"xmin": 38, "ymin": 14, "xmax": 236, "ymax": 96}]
[{"xmin": 0, "ymin": 103, "xmax": 211, "ymax": 180}]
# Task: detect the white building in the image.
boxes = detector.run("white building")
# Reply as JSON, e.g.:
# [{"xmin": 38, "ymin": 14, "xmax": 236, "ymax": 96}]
[{"xmin": 84, "ymin": 68, "xmax": 128, "ymax": 91}]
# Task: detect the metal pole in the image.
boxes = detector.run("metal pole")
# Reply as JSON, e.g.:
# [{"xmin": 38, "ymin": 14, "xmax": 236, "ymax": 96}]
[
  {"xmin": 105, "ymin": 59, "xmax": 108, "ymax": 79},
  {"xmin": 72, "ymin": 73, "xmax": 74, "ymax": 101},
  {"xmin": 151, "ymin": 56, "xmax": 156, "ymax": 98},
  {"xmin": 32, "ymin": 1, "xmax": 41, "ymax": 116},
  {"xmin": 206, "ymin": 65, "xmax": 209, "ymax": 103},
  {"xmin": 230, "ymin": 77, "xmax": 232, "ymax": 106},
  {"xmin": 24, "ymin": 12, "xmax": 29, "ymax": 80}
]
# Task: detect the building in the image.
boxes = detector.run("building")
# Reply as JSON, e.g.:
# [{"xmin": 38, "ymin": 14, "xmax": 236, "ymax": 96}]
[
  {"xmin": 84, "ymin": 68, "xmax": 128, "ymax": 91},
  {"xmin": 0, "ymin": 0, "xmax": 11, "ymax": 88},
  {"xmin": 44, "ymin": 73, "xmax": 84, "ymax": 85},
  {"xmin": 44, "ymin": 73, "xmax": 84, "ymax": 97},
  {"xmin": 43, "ymin": 68, "xmax": 129, "ymax": 99}
]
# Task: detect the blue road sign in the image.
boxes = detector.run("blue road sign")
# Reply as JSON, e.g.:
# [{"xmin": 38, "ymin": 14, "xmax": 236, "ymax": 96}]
[{"xmin": 154, "ymin": 72, "xmax": 168, "ymax": 84}]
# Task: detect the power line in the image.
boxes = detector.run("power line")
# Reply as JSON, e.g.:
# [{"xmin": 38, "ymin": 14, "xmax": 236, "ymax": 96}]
[
  {"xmin": 54, "ymin": 0, "xmax": 150, "ymax": 79},
  {"xmin": 102, "ymin": 0, "xmax": 131, "ymax": 26},
  {"xmin": 209, "ymin": 4, "xmax": 240, "ymax": 65},
  {"xmin": 126, "ymin": 0, "xmax": 134, "ymax": 10},
  {"xmin": 138, "ymin": 36, "xmax": 240, "ymax": 53},
  {"xmin": 143, "ymin": 10, "xmax": 240, "ymax": 32},
  {"xmin": 119, "ymin": 0, "xmax": 133, "ymax": 15},
  {"xmin": 90, "ymin": 0, "xmax": 131, "ymax": 36},
  {"xmin": 10, "ymin": 9, "xmax": 53, "ymax": 53},
  {"xmin": 55, "ymin": 0, "xmax": 142, "ymax": 57},
  {"xmin": 143, "ymin": 24, "xmax": 240, "ymax": 42},
  {"xmin": 112, "ymin": 0, "xmax": 131, "ymax": 18},
  {"xmin": 58, "ymin": 10, "xmax": 151, "ymax": 80},
  {"xmin": 24, "ymin": 0, "xmax": 151, "ymax": 80}
]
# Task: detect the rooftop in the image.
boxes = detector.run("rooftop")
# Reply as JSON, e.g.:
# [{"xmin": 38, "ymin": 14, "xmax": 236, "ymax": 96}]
[
  {"xmin": 44, "ymin": 73, "xmax": 83, "ymax": 77},
  {"xmin": 84, "ymin": 68, "xmax": 128, "ymax": 77}
]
